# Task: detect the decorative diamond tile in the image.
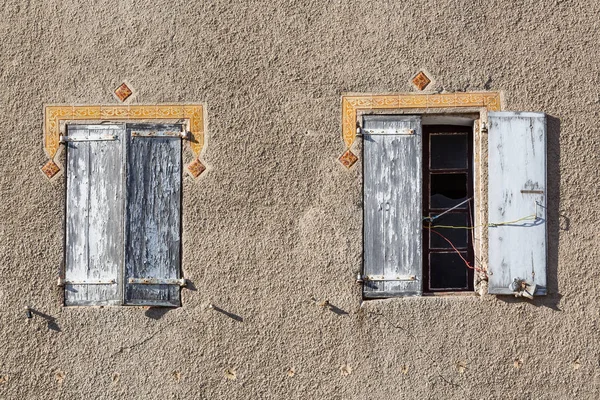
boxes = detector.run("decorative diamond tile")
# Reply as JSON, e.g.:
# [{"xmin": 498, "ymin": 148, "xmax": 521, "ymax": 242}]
[
  {"xmin": 41, "ymin": 159, "xmax": 61, "ymax": 179},
  {"xmin": 187, "ymin": 158, "xmax": 206, "ymax": 178},
  {"xmin": 114, "ymin": 83, "xmax": 133, "ymax": 102},
  {"xmin": 412, "ymin": 71, "xmax": 431, "ymax": 91},
  {"xmin": 339, "ymin": 149, "xmax": 358, "ymax": 168}
]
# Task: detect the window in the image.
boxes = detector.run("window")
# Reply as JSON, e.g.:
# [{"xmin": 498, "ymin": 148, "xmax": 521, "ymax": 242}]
[
  {"xmin": 63, "ymin": 123, "xmax": 184, "ymax": 307},
  {"xmin": 361, "ymin": 112, "xmax": 547, "ymax": 298},
  {"xmin": 422, "ymin": 125, "xmax": 474, "ymax": 292}
]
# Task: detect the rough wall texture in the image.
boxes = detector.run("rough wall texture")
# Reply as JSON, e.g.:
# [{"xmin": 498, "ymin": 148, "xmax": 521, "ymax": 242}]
[{"xmin": 1, "ymin": 0, "xmax": 599, "ymax": 399}]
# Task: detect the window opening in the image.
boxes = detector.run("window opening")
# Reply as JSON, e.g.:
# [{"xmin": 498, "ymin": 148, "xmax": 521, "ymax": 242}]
[{"xmin": 422, "ymin": 125, "xmax": 474, "ymax": 292}]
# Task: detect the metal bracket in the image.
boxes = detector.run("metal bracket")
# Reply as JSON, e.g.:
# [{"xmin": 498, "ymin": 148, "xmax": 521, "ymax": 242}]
[
  {"xmin": 59, "ymin": 134, "xmax": 117, "ymax": 143},
  {"xmin": 480, "ymin": 122, "xmax": 488, "ymax": 134},
  {"xmin": 358, "ymin": 128, "xmax": 415, "ymax": 136},
  {"xmin": 362, "ymin": 275, "xmax": 416, "ymax": 282},
  {"xmin": 131, "ymin": 130, "xmax": 189, "ymax": 139},
  {"xmin": 509, "ymin": 278, "xmax": 537, "ymax": 299},
  {"xmin": 58, "ymin": 278, "xmax": 117, "ymax": 286},
  {"xmin": 128, "ymin": 278, "xmax": 187, "ymax": 287},
  {"xmin": 520, "ymin": 189, "xmax": 544, "ymax": 194}
]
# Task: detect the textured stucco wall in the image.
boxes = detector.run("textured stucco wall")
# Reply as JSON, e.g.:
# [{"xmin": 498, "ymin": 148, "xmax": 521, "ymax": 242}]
[{"xmin": 1, "ymin": 0, "xmax": 599, "ymax": 399}]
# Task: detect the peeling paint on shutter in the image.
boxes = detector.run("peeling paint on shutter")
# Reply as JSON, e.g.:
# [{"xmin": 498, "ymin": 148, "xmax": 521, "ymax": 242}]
[
  {"xmin": 125, "ymin": 124, "xmax": 182, "ymax": 306},
  {"xmin": 65, "ymin": 125, "xmax": 125, "ymax": 306},
  {"xmin": 488, "ymin": 112, "xmax": 547, "ymax": 295},
  {"xmin": 363, "ymin": 116, "xmax": 422, "ymax": 298}
]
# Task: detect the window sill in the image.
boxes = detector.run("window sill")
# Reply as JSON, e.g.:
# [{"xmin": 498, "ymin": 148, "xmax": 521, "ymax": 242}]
[
  {"xmin": 422, "ymin": 291, "xmax": 479, "ymax": 297},
  {"xmin": 362, "ymin": 291, "xmax": 480, "ymax": 301}
]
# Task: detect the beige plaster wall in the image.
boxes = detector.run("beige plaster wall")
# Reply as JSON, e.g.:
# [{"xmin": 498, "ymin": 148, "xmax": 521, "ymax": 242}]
[{"xmin": 0, "ymin": 0, "xmax": 599, "ymax": 398}]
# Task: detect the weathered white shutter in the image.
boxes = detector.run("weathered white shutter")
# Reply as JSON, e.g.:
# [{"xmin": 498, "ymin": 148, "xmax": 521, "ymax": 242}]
[
  {"xmin": 124, "ymin": 124, "xmax": 183, "ymax": 306},
  {"xmin": 65, "ymin": 125, "xmax": 125, "ymax": 306},
  {"xmin": 488, "ymin": 112, "xmax": 547, "ymax": 295},
  {"xmin": 363, "ymin": 116, "xmax": 422, "ymax": 297}
]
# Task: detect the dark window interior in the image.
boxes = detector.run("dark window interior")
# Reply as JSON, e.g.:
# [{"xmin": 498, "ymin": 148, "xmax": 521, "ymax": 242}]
[
  {"xmin": 422, "ymin": 125, "xmax": 474, "ymax": 292},
  {"xmin": 430, "ymin": 173, "xmax": 468, "ymax": 209}
]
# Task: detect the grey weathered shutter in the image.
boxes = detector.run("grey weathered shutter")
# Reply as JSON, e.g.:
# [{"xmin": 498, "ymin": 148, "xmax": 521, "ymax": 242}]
[
  {"xmin": 65, "ymin": 125, "xmax": 125, "ymax": 306},
  {"xmin": 363, "ymin": 116, "xmax": 422, "ymax": 297},
  {"xmin": 488, "ymin": 112, "xmax": 547, "ymax": 295},
  {"xmin": 124, "ymin": 124, "xmax": 183, "ymax": 306}
]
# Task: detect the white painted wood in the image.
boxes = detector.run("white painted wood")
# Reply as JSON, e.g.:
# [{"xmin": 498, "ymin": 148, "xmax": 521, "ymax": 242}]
[
  {"xmin": 124, "ymin": 124, "xmax": 182, "ymax": 307},
  {"xmin": 65, "ymin": 125, "xmax": 125, "ymax": 306},
  {"xmin": 488, "ymin": 112, "xmax": 547, "ymax": 295},
  {"xmin": 363, "ymin": 115, "xmax": 422, "ymax": 297}
]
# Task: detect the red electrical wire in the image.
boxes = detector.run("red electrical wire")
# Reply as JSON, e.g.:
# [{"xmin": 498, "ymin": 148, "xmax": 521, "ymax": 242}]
[{"xmin": 426, "ymin": 227, "xmax": 485, "ymax": 273}]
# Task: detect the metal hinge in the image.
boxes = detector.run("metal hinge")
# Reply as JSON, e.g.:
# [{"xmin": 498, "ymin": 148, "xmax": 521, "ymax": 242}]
[
  {"xmin": 58, "ymin": 278, "xmax": 117, "ymax": 286},
  {"xmin": 361, "ymin": 275, "xmax": 417, "ymax": 282},
  {"xmin": 358, "ymin": 128, "xmax": 415, "ymax": 136},
  {"xmin": 131, "ymin": 130, "xmax": 189, "ymax": 139},
  {"xmin": 59, "ymin": 134, "xmax": 117, "ymax": 143},
  {"xmin": 128, "ymin": 278, "xmax": 187, "ymax": 287},
  {"xmin": 480, "ymin": 122, "xmax": 488, "ymax": 134},
  {"xmin": 520, "ymin": 189, "xmax": 544, "ymax": 194}
]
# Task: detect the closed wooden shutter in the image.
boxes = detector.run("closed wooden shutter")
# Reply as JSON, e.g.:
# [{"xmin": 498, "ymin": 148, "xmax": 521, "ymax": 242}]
[
  {"xmin": 65, "ymin": 125, "xmax": 125, "ymax": 306},
  {"xmin": 124, "ymin": 124, "xmax": 183, "ymax": 306},
  {"xmin": 363, "ymin": 116, "xmax": 423, "ymax": 297},
  {"xmin": 488, "ymin": 112, "xmax": 547, "ymax": 295}
]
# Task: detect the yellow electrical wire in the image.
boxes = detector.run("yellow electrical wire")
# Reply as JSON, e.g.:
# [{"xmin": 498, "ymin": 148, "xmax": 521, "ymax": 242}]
[{"xmin": 487, "ymin": 214, "xmax": 538, "ymax": 227}]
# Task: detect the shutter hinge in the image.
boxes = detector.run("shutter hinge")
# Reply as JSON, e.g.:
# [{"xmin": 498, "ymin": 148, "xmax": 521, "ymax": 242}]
[
  {"xmin": 59, "ymin": 134, "xmax": 118, "ymax": 143},
  {"xmin": 58, "ymin": 278, "xmax": 117, "ymax": 286},
  {"xmin": 131, "ymin": 130, "xmax": 190, "ymax": 139},
  {"xmin": 128, "ymin": 278, "xmax": 187, "ymax": 287},
  {"xmin": 357, "ymin": 128, "xmax": 415, "ymax": 136},
  {"xmin": 480, "ymin": 122, "xmax": 488, "ymax": 134},
  {"xmin": 361, "ymin": 275, "xmax": 417, "ymax": 282}
]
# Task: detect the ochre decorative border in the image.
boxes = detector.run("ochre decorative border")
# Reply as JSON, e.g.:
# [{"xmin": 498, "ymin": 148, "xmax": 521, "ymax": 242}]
[
  {"xmin": 43, "ymin": 104, "xmax": 206, "ymax": 178},
  {"xmin": 341, "ymin": 92, "xmax": 501, "ymax": 150}
]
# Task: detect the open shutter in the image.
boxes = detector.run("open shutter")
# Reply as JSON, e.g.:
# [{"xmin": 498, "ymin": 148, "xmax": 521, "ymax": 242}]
[
  {"xmin": 65, "ymin": 125, "xmax": 125, "ymax": 306},
  {"xmin": 125, "ymin": 124, "xmax": 183, "ymax": 306},
  {"xmin": 363, "ymin": 116, "xmax": 422, "ymax": 297},
  {"xmin": 488, "ymin": 112, "xmax": 547, "ymax": 295}
]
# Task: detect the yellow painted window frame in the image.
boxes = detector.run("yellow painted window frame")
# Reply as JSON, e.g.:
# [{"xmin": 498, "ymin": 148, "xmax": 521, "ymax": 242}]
[
  {"xmin": 43, "ymin": 104, "xmax": 206, "ymax": 177},
  {"xmin": 341, "ymin": 92, "xmax": 501, "ymax": 152}
]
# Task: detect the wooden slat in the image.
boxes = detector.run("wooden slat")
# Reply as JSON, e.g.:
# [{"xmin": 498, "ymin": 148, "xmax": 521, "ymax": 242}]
[
  {"xmin": 65, "ymin": 125, "xmax": 124, "ymax": 306},
  {"xmin": 125, "ymin": 124, "xmax": 182, "ymax": 306},
  {"xmin": 363, "ymin": 115, "xmax": 422, "ymax": 297},
  {"xmin": 488, "ymin": 112, "xmax": 547, "ymax": 295}
]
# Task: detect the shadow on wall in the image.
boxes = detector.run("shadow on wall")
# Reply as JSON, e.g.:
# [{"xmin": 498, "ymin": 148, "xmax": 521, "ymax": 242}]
[
  {"xmin": 497, "ymin": 115, "xmax": 563, "ymax": 311},
  {"xmin": 209, "ymin": 305, "xmax": 244, "ymax": 322},
  {"xmin": 27, "ymin": 308, "xmax": 61, "ymax": 332},
  {"xmin": 144, "ymin": 281, "xmax": 198, "ymax": 320},
  {"xmin": 144, "ymin": 307, "xmax": 173, "ymax": 320}
]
